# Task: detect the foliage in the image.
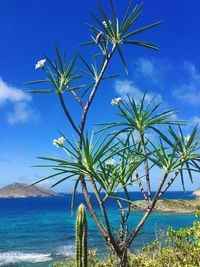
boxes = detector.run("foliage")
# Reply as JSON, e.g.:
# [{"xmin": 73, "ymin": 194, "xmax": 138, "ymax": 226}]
[
  {"xmin": 27, "ymin": 1, "xmax": 200, "ymax": 266},
  {"xmin": 131, "ymin": 214, "xmax": 200, "ymax": 267},
  {"xmin": 53, "ymin": 250, "xmax": 117, "ymax": 267},
  {"xmin": 76, "ymin": 204, "xmax": 88, "ymax": 267},
  {"xmin": 54, "ymin": 216, "xmax": 200, "ymax": 267}
]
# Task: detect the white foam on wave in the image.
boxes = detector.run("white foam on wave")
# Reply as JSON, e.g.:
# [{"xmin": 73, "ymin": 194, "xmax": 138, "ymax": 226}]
[
  {"xmin": 56, "ymin": 245, "xmax": 75, "ymax": 257},
  {"xmin": 0, "ymin": 251, "xmax": 52, "ymax": 266}
]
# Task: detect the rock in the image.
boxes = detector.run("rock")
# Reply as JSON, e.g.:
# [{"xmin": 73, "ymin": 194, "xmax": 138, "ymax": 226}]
[
  {"xmin": 0, "ymin": 183, "xmax": 57, "ymax": 198},
  {"xmin": 131, "ymin": 199, "xmax": 200, "ymax": 214},
  {"xmin": 193, "ymin": 188, "xmax": 200, "ymax": 197}
]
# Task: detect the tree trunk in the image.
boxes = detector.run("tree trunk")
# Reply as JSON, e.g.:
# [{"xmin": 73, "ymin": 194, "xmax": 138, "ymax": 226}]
[{"xmin": 118, "ymin": 249, "xmax": 128, "ymax": 267}]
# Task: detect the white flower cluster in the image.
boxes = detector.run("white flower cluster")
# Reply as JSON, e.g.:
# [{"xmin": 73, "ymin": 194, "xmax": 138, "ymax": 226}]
[
  {"xmin": 35, "ymin": 59, "xmax": 46, "ymax": 69},
  {"xmin": 184, "ymin": 134, "xmax": 191, "ymax": 142},
  {"xmin": 102, "ymin": 20, "xmax": 112, "ymax": 28},
  {"xmin": 53, "ymin": 136, "xmax": 65, "ymax": 148},
  {"xmin": 105, "ymin": 158, "xmax": 115, "ymax": 166},
  {"xmin": 111, "ymin": 97, "xmax": 121, "ymax": 106}
]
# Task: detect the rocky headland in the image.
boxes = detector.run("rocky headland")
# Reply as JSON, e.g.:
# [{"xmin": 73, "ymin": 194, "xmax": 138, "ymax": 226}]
[
  {"xmin": 132, "ymin": 198, "xmax": 200, "ymax": 214},
  {"xmin": 0, "ymin": 183, "xmax": 57, "ymax": 198}
]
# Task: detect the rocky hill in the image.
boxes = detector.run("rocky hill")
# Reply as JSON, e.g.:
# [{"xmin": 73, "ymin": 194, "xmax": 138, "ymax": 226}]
[{"xmin": 0, "ymin": 183, "xmax": 57, "ymax": 198}]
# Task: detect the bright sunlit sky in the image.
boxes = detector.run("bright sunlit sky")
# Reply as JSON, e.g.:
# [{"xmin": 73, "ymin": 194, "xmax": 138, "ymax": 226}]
[{"xmin": 0, "ymin": 0, "xmax": 200, "ymax": 192}]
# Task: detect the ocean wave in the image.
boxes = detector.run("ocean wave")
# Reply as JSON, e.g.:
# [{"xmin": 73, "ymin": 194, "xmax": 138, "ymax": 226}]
[
  {"xmin": 0, "ymin": 251, "xmax": 52, "ymax": 265},
  {"xmin": 56, "ymin": 245, "xmax": 75, "ymax": 257}
]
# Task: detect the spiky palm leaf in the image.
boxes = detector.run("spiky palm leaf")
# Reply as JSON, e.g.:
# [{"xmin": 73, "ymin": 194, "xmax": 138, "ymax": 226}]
[
  {"xmin": 148, "ymin": 124, "xmax": 200, "ymax": 190},
  {"xmin": 100, "ymin": 93, "xmax": 182, "ymax": 135},
  {"xmin": 26, "ymin": 47, "xmax": 82, "ymax": 94},
  {"xmin": 82, "ymin": 1, "xmax": 162, "ymax": 73}
]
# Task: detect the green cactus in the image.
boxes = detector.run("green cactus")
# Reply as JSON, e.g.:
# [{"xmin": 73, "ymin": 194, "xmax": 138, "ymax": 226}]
[{"xmin": 76, "ymin": 203, "xmax": 88, "ymax": 267}]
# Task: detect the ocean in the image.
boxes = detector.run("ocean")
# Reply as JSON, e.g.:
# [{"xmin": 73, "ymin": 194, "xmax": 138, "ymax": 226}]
[{"xmin": 0, "ymin": 191, "xmax": 196, "ymax": 266}]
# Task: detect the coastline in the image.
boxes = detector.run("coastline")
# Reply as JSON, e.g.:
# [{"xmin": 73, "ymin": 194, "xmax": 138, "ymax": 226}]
[
  {"xmin": 0, "ymin": 191, "xmax": 197, "ymax": 266},
  {"xmin": 132, "ymin": 198, "xmax": 200, "ymax": 214}
]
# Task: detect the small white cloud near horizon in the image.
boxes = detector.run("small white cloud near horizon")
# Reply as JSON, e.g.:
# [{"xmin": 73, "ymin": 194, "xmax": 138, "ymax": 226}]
[{"xmin": 0, "ymin": 77, "xmax": 37, "ymax": 125}]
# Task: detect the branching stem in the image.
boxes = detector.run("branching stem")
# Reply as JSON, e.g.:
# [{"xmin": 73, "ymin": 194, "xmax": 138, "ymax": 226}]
[
  {"xmin": 58, "ymin": 92, "xmax": 80, "ymax": 135},
  {"xmin": 68, "ymin": 87, "xmax": 85, "ymax": 108},
  {"xmin": 127, "ymin": 169, "xmax": 181, "ymax": 247},
  {"xmin": 135, "ymin": 172, "xmax": 148, "ymax": 202},
  {"xmin": 140, "ymin": 133, "xmax": 152, "ymax": 202},
  {"xmin": 77, "ymin": 44, "xmax": 118, "ymax": 252}
]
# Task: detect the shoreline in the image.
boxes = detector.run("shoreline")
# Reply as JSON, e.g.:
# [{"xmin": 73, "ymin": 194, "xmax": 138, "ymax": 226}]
[{"xmin": 131, "ymin": 198, "xmax": 200, "ymax": 214}]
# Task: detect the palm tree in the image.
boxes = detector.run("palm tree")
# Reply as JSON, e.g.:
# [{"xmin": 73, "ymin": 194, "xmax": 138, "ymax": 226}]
[{"xmin": 26, "ymin": 1, "xmax": 200, "ymax": 266}]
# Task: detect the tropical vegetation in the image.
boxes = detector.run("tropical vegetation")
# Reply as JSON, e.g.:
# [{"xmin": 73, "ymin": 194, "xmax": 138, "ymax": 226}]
[
  {"xmin": 53, "ymin": 213, "xmax": 200, "ymax": 266},
  {"xmin": 27, "ymin": 1, "xmax": 200, "ymax": 266}
]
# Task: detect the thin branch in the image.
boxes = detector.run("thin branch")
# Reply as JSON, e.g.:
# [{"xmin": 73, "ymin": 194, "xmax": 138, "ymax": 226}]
[
  {"xmin": 135, "ymin": 172, "xmax": 148, "ymax": 202},
  {"xmin": 58, "ymin": 92, "xmax": 80, "ymax": 135},
  {"xmin": 127, "ymin": 172, "xmax": 169, "ymax": 246},
  {"xmin": 140, "ymin": 133, "xmax": 152, "ymax": 202},
  {"xmin": 89, "ymin": 176, "xmax": 115, "ymax": 243},
  {"xmin": 158, "ymin": 168, "xmax": 181, "ymax": 199},
  {"xmin": 116, "ymin": 198, "xmax": 126, "ymax": 243},
  {"xmin": 103, "ymin": 193, "xmax": 109, "ymax": 203},
  {"xmin": 123, "ymin": 186, "xmax": 131, "ymax": 222},
  {"xmin": 68, "ymin": 86, "xmax": 85, "ymax": 108},
  {"xmin": 126, "ymin": 206, "xmax": 152, "ymax": 247},
  {"xmin": 79, "ymin": 176, "xmax": 108, "ymax": 237},
  {"xmin": 114, "ymin": 186, "xmax": 131, "ymax": 245},
  {"xmin": 126, "ymin": 168, "xmax": 182, "ymax": 247},
  {"xmin": 80, "ymin": 44, "xmax": 117, "ymax": 133},
  {"xmin": 77, "ymin": 43, "xmax": 119, "ymax": 253}
]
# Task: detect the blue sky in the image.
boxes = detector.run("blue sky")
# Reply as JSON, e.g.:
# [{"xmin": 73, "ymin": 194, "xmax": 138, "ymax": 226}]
[{"xmin": 0, "ymin": 0, "xmax": 200, "ymax": 192}]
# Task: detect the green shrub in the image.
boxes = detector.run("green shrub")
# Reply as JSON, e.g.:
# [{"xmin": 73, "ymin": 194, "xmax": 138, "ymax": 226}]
[
  {"xmin": 54, "ymin": 216, "xmax": 200, "ymax": 267},
  {"xmin": 196, "ymin": 205, "xmax": 200, "ymax": 210}
]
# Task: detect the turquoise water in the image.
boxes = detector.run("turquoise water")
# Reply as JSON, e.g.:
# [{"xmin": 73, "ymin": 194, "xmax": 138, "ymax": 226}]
[{"xmin": 0, "ymin": 192, "xmax": 196, "ymax": 266}]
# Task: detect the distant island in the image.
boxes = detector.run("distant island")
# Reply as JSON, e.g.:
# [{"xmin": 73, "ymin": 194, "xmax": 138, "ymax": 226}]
[
  {"xmin": 0, "ymin": 183, "xmax": 58, "ymax": 198},
  {"xmin": 132, "ymin": 189, "xmax": 200, "ymax": 214}
]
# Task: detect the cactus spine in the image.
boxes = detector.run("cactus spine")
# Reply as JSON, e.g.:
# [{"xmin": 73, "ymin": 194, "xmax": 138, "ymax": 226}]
[{"xmin": 76, "ymin": 204, "xmax": 87, "ymax": 267}]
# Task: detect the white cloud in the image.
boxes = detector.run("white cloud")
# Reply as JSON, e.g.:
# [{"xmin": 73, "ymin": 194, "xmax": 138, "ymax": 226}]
[
  {"xmin": 7, "ymin": 102, "xmax": 35, "ymax": 125},
  {"xmin": 133, "ymin": 57, "xmax": 200, "ymax": 106},
  {"xmin": 113, "ymin": 59, "xmax": 200, "ymax": 130},
  {"xmin": 114, "ymin": 79, "xmax": 163, "ymax": 104},
  {"xmin": 135, "ymin": 57, "xmax": 158, "ymax": 83},
  {"xmin": 133, "ymin": 57, "xmax": 172, "ymax": 87},
  {"xmin": 0, "ymin": 77, "xmax": 37, "ymax": 125},
  {"xmin": 114, "ymin": 80, "xmax": 143, "ymax": 100},
  {"xmin": 0, "ymin": 77, "xmax": 30, "ymax": 105},
  {"xmin": 173, "ymin": 62, "xmax": 200, "ymax": 105}
]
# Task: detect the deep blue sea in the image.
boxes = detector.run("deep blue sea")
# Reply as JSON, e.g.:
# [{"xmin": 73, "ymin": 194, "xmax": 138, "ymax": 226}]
[{"xmin": 0, "ymin": 191, "xmax": 196, "ymax": 266}]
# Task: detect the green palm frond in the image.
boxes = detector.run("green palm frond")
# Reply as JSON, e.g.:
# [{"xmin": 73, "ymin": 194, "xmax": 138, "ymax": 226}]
[
  {"xmin": 26, "ymin": 47, "xmax": 83, "ymax": 94},
  {"xmin": 100, "ymin": 93, "xmax": 181, "ymax": 135},
  {"xmin": 81, "ymin": 1, "xmax": 161, "ymax": 73},
  {"xmin": 152, "ymin": 124, "xmax": 200, "ymax": 188},
  {"xmin": 32, "ymin": 129, "xmax": 144, "ymax": 196}
]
